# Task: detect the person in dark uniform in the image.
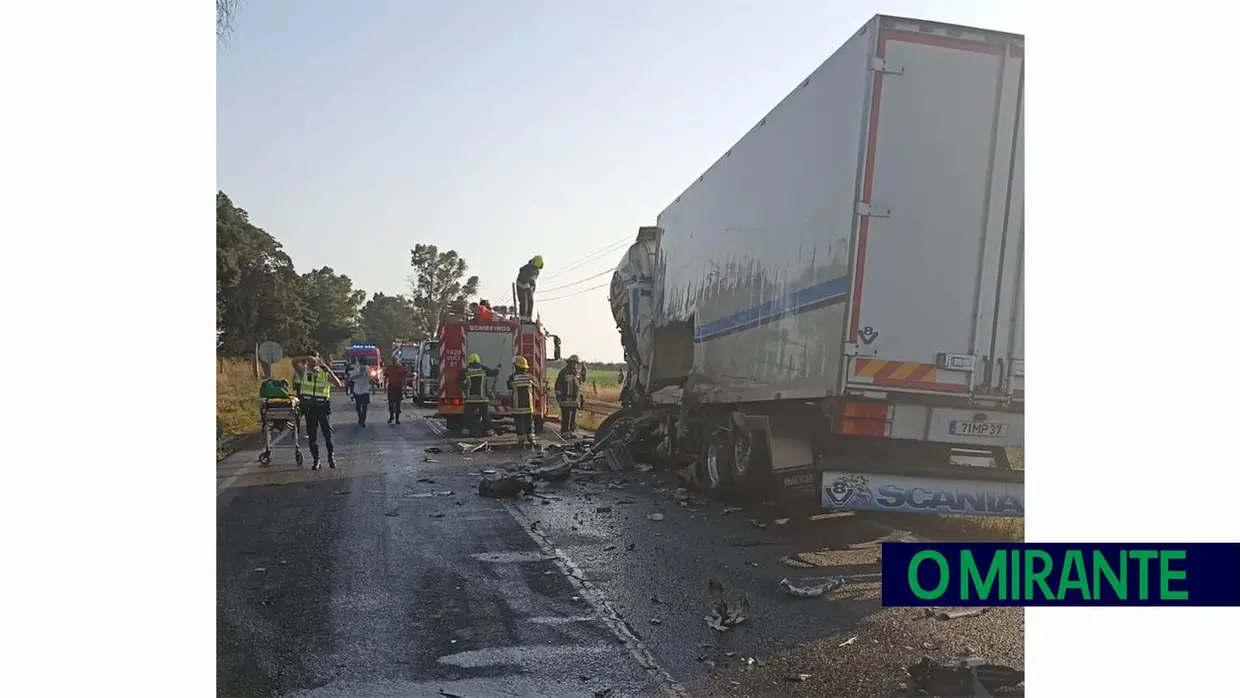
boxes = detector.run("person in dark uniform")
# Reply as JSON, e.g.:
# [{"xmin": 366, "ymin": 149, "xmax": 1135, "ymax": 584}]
[
  {"xmin": 515, "ymin": 255, "xmax": 543, "ymax": 319},
  {"xmin": 555, "ymin": 355, "xmax": 582, "ymax": 437},
  {"xmin": 507, "ymin": 355, "xmax": 537, "ymax": 449},
  {"xmin": 457, "ymin": 352, "xmax": 499, "ymax": 437},
  {"xmin": 293, "ymin": 354, "xmax": 343, "ymax": 469}
]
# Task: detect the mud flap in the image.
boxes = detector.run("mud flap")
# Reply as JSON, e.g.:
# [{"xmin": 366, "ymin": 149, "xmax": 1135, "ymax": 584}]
[{"xmin": 773, "ymin": 464, "xmax": 820, "ymax": 505}]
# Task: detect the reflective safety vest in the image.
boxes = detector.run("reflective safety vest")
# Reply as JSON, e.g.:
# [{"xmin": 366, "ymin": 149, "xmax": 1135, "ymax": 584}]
[
  {"xmin": 463, "ymin": 366, "xmax": 490, "ymax": 403},
  {"xmin": 298, "ymin": 369, "xmax": 332, "ymax": 404},
  {"xmin": 556, "ymin": 369, "xmax": 580, "ymax": 408},
  {"xmin": 509, "ymin": 372, "xmax": 534, "ymax": 414}
]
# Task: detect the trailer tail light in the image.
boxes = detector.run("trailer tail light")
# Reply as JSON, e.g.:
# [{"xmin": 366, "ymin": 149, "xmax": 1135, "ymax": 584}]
[
  {"xmin": 839, "ymin": 401, "xmax": 891, "ymax": 437},
  {"xmin": 440, "ymin": 397, "xmax": 462, "ymax": 406},
  {"xmin": 842, "ymin": 402, "xmax": 891, "ymax": 420},
  {"xmin": 840, "ymin": 418, "xmax": 890, "ymax": 437}
]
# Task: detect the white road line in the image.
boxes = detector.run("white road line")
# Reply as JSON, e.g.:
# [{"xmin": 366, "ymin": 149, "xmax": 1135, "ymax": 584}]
[
  {"xmin": 504, "ymin": 500, "xmax": 689, "ymax": 698},
  {"xmin": 216, "ymin": 428, "xmax": 292, "ymax": 495}
]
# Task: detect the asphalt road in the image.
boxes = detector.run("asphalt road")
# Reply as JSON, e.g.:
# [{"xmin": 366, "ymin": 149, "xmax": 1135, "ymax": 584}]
[{"xmin": 217, "ymin": 393, "xmax": 1023, "ymax": 697}]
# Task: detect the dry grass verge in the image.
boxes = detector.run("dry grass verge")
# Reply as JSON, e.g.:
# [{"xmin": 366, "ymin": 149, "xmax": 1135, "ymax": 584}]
[{"xmin": 217, "ymin": 357, "xmax": 294, "ymax": 440}]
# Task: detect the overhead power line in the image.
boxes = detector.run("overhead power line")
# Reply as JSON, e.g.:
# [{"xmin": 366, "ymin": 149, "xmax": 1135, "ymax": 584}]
[
  {"xmin": 539, "ymin": 236, "xmax": 632, "ymax": 281},
  {"xmin": 537, "ymin": 281, "xmax": 611, "ymax": 303},
  {"xmin": 535, "ymin": 268, "xmax": 613, "ymax": 295}
]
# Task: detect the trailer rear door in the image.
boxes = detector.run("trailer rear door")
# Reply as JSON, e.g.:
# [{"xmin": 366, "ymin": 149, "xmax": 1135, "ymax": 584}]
[{"xmin": 845, "ymin": 18, "xmax": 1023, "ymax": 399}]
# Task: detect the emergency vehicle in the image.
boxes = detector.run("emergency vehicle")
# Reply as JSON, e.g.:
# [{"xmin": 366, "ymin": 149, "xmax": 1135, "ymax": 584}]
[
  {"xmin": 344, "ymin": 344, "xmax": 383, "ymax": 388},
  {"xmin": 436, "ymin": 300, "xmax": 559, "ymax": 434},
  {"xmin": 412, "ymin": 339, "xmax": 439, "ymax": 405},
  {"xmin": 392, "ymin": 340, "xmax": 421, "ymax": 398}
]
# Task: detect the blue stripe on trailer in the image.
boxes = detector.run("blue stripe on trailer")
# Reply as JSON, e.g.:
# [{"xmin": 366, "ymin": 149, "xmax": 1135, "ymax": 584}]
[{"xmin": 694, "ymin": 275, "xmax": 850, "ymax": 343}]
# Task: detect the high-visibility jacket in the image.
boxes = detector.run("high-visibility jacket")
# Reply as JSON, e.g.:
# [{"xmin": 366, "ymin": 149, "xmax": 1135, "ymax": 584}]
[
  {"xmin": 298, "ymin": 368, "xmax": 332, "ymax": 404},
  {"xmin": 458, "ymin": 362, "xmax": 496, "ymax": 403},
  {"xmin": 508, "ymin": 371, "xmax": 534, "ymax": 414},
  {"xmin": 555, "ymin": 367, "xmax": 580, "ymax": 408}
]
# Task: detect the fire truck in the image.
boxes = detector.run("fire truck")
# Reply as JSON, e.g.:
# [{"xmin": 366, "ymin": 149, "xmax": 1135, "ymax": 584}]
[{"xmin": 436, "ymin": 300, "xmax": 560, "ymax": 435}]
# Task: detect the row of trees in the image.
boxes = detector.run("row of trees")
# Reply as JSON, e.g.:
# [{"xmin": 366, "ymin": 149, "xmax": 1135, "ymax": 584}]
[{"xmin": 216, "ymin": 191, "xmax": 480, "ymax": 358}]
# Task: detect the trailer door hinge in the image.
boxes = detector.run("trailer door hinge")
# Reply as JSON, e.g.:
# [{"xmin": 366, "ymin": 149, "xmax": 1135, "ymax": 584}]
[
  {"xmin": 870, "ymin": 57, "xmax": 905, "ymax": 75},
  {"xmin": 856, "ymin": 202, "xmax": 891, "ymax": 218}
]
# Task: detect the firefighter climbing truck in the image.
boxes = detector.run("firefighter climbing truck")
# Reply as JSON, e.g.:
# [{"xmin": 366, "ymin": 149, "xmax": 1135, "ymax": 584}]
[
  {"xmin": 602, "ymin": 15, "xmax": 1024, "ymax": 518},
  {"xmin": 435, "ymin": 300, "xmax": 560, "ymax": 435}
]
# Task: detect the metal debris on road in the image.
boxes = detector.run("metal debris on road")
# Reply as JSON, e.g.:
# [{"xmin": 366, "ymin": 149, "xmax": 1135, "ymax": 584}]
[
  {"xmin": 748, "ymin": 519, "xmax": 767, "ymax": 529},
  {"xmin": 595, "ymin": 505, "xmax": 612, "ymax": 513},
  {"xmin": 649, "ymin": 618, "xmax": 662, "ymax": 625},
  {"xmin": 785, "ymin": 673, "xmax": 812, "ymax": 682},
  {"xmin": 424, "ymin": 447, "xmax": 442, "ymax": 454},
  {"xmin": 422, "ymin": 457, "xmax": 438, "ymax": 462},
  {"xmin": 483, "ymin": 469, "xmax": 496, "ymax": 475},
  {"xmin": 647, "ymin": 513, "xmax": 664, "ymax": 521},
  {"xmin": 593, "ymin": 689, "xmax": 614, "ymax": 698},
  {"xmin": 721, "ymin": 506, "xmax": 742, "ymax": 515},
  {"xmin": 462, "ymin": 441, "xmax": 490, "ymax": 453},
  {"xmin": 384, "ymin": 511, "xmax": 399, "ymax": 517},
  {"xmin": 706, "ymin": 578, "xmax": 750, "ymax": 631},
  {"xmin": 430, "ymin": 512, "xmax": 445, "ymax": 518},
  {"xmin": 437, "ymin": 690, "xmax": 465, "ymax": 698},
  {"xmin": 779, "ymin": 576, "xmax": 846, "ymax": 598},
  {"xmin": 906, "ymin": 656, "xmax": 1024, "ymax": 697},
  {"xmin": 416, "ymin": 477, "xmax": 435, "ymax": 483}
]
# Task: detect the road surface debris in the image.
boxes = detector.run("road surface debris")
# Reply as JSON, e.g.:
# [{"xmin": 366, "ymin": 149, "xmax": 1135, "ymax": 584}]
[
  {"xmin": 477, "ymin": 475, "xmax": 534, "ymax": 499},
  {"xmin": 779, "ymin": 576, "xmax": 846, "ymax": 597},
  {"xmin": 906, "ymin": 656, "xmax": 1024, "ymax": 697},
  {"xmin": 706, "ymin": 578, "xmax": 749, "ymax": 631}
]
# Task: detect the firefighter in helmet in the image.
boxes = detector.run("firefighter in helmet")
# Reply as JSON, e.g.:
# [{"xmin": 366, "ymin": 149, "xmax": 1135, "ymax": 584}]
[
  {"xmin": 515, "ymin": 255, "xmax": 543, "ymax": 319},
  {"xmin": 457, "ymin": 352, "xmax": 499, "ymax": 436},
  {"xmin": 555, "ymin": 354, "xmax": 582, "ymax": 437},
  {"xmin": 508, "ymin": 355, "xmax": 537, "ymax": 448}
]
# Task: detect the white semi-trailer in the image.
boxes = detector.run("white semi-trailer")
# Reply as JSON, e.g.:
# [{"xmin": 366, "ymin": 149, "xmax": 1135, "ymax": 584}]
[{"xmin": 603, "ymin": 15, "xmax": 1025, "ymax": 518}]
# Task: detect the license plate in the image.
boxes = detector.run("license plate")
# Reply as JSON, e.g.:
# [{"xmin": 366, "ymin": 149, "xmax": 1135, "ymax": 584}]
[{"xmin": 949, "ymin": 421, "xmax": 1009, "ymax": 438}]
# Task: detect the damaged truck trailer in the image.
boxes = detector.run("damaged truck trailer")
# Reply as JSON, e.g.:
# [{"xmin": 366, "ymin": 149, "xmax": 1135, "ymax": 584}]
[{"xmin": 604, "ymin": 15, "xmax": 1024, "ymax": 518}]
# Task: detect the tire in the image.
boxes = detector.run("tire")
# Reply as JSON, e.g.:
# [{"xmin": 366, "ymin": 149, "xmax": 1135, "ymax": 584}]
[
  {"xmin": 728, "ymin": 424, "xmax": 773, "ymax": 498},
  {"xmin": 702, "ymin": 428, "xmax": 733, "ymax": 500}
]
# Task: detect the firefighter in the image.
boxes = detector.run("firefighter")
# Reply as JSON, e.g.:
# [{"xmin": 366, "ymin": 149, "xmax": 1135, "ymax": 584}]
[
  {"xmin": 555, "ymin": 354, "xmax": 582, "ymax": 437},
  {"xmin": 508, "ymin": 355, "xmax": 537, "ymax": 448},
  {"xmin": 457, "ymin": 352, "xmax": 499, "ymax": 437},
  {"xmin": 515, "ymin": 255, "xmax": 543, "ymax": 319}
]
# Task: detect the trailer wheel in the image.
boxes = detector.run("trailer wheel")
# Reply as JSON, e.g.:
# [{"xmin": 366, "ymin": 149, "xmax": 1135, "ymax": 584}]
[
  {"xmin": 729, "ymin": 423, "xmax": 773, "ymax": 495},
  {"xmin": 702, "ymin": 428, "xmax": 733, "ymax": 500}
]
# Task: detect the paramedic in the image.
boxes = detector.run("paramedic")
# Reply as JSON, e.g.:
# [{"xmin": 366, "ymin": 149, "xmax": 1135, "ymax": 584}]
[
  {"xmin": 383, "ymin": 356, "xmax": 409, "ymax": 424},
  {"xmin": 508, "ymin": 356, "xmax": 537, "ymax": 448},
  {"xmin": 457, "ymin": 352, "xmax": 499, "ymax": 436},
  {"xmin": 515, "ymin": 255, "xmax": 543, "ymax": 319},
  {"xmin": 295, "ymin": 355, "xmax": 343, "ymax": 469},
  {"xmin": 555, "ymin": 355, "xmax": 582, "ymax": 437}
]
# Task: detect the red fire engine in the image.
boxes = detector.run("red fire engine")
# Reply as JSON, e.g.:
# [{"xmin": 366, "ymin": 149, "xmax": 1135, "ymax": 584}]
[{"xmin": 436, "ymin": 300, "xmax": 560, "ymax": 435}]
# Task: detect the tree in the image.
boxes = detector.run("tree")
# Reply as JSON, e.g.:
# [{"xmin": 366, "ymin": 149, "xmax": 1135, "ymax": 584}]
[
  {"xmin": 407, "ymin": 244, "xmax": 480, "ymax": 338},
  {"xmin": 217, "ymin": 0, "xmax": 244, "ymax": 44},
  {"xmin": 216, "ymin": 191, "xmax": 311, "ymax": 355},
  {"xmin": 360, "ymin": 293, "xmax": 421, "ymax": 350},
  {"xmin": 300, "ymin": 267, "xmax": 367, "ymax": 358}
]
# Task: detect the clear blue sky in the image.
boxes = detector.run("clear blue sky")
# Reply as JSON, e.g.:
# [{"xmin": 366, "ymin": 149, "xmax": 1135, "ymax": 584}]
[{"xmin": 217, "ymin": 0, "xmax": 1023, "ymax": 362}]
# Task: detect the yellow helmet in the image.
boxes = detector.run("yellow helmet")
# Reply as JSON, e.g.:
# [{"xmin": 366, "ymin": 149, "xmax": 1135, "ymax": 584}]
[
  {"xmin": 467, "ymin": 353, "xmax": 480, "ymax": 364},
  {"xmin": 567, "ymin": 354, "xmax": 580, "ymax": 363},
  {"xmin": 513, "ymin": 355, "xmax": 529, "ymax": 369},
  {"xmin": 532, "ymin": 255, "xmax": 544, "ymax": 269}
]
